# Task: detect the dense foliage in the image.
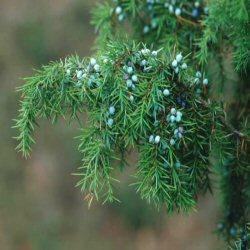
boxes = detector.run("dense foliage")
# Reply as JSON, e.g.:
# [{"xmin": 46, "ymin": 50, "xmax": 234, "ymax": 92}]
[{"xmin": 15, "ymin": 0, "xmax": 249, "ymax": 248}]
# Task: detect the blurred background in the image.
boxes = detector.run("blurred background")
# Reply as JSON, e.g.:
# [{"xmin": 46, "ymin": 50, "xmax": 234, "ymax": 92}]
[{"xmin": 0, "ymin": 0, "xmax": 226, "ymax": 249}]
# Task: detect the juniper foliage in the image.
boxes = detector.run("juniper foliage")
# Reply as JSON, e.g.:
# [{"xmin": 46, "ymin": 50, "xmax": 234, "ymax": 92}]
[{"xmin": 15, "ymin": 0, "xmax": 249, "ymax": 248}]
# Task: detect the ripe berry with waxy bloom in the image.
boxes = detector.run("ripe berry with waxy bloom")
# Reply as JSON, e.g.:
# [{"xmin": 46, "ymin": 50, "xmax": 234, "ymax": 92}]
[{"xmin": 154, "ymin": 135, "xmax": 161, "ymax": 144}]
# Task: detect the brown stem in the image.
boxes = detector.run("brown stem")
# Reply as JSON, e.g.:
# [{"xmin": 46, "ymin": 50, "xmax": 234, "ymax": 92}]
[
  {"xmin": 177, "ymin": 16, "xmax": 202, "ymax": 27},
  {"xmin": 219, "ymin": 115, "xmax": 248, "ymax": 139}
]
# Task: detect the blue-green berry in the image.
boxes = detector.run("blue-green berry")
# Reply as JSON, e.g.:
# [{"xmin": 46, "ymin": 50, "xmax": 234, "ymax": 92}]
[
  {"xmin": 66, "ymin": 69, "xmax": 71, "ymax": 75},
  {"xmin": 103, "ymin": 58, "xmax": 108, "ymax": 64},
  {"xmin": 163, "ymin": 162, "xmax": 169, "ymax": 168},
  {"xmin": 194, "ymin": 1, "xmax": 200, "ymax": 7},
  {"xmin": 107, "ymin": 118, "xmax": 114, "ymax": 127},
  {"xmin": 176, "ymin": 115, "xmax": 182, "ymax": 122},
  {"xmin": 118, "ymin": 14, "xmax": 125, "ymax": 22},
  {"xmin": 176, "ymin": 53, "xmax": 183, "ymax": 62},
  {"xmin": 90, "ymin": 58, "xmax": 97, "ymax": 66},
  {"xmin": 181, "ymin": 63, "xmax": 187, "ymax": 69},
  {"xmin": 127, "ymin": 67, "xmax": 133, "ymax": 74},
  {"xmin": 194, "ymin": 78, "xmax": 200, "ymax": 84},
  {"xmin": 170, "ymin": 115, "xmax": 176, "ymax": 123},
  {"xmin": 131, "ymin": 75, "xmax": 138, "ymax": 82},
  {"xmin": 151, "ymin": 51, "xmax": 158, "ymax": 57},
  {"xmin": 230, "ymin": 227, "xmax": 237, "ymax": 237},
  {"xmin": 76, "ymin": 70, "xmax": 83, "ymax": 79},
  {"xmin": 94, "ymin": 64, "xmax": 100, "ymax": 72},
  {"xmin": 141, "ymin": 48, "xmax": 150, "ymax": 55},
  {"xmin": 115, "ymin": 6, "xmax": 122, "ymax": 15},
  {"xmin": 154, "ymin": 135, "xmax": 161, "ymax": 144},
  {"xmin": 172, "ymin": 59, "xmax": 178, "ymax": 68},
  {"xmin": 163, "ymin": 89, "xmax": 170, "ymax": 96},
  {"xmin": 141, "ymin": 59, "xmax": 148, "ymax": 66},
  {"xmin": 143, "ymin": 25, "xmax": 150, "ymax": 34},
  {"xmin": 151, "ymin": 18, "xmax": 158, "ymax": 29},
  {"xmin": 170, "ymin": 138, "xmax": 175, "ymax": 145},
  {"xmin": 175, "ymin": 161, "xmax": 181, "ymax": 168},
  {"xmin": 196, "ymin": 71, "xmax": 202, "ymax": 78},
  {"xmin": 176, "ymin": 111, "xmax": 182, "ymax": 117},
  {"xmin": 149, "ymin": 135, "xmax": 154, "ymax": 143},
  {"xmin": 171, "ymin": 108, "xmax": 176, "ymax": 114},
  {"xmin": 109, "ymin": 106, "xmax": 115, "ymax": 115},
  {"xmin": 203, "ymin": 78, "xmax": 208, "ymax": 85},
  {"xmin": 178, "ymin": 126, "xmax": 184, "ymax": 133},
  {"xmin": 217, "ymin": 223, "xmax": 224, "ymax": 230},
  {"xmin": 129, "ymin": 95, "xmax": 134, "ymax": 102},
  {"xmin": 169, "ymin": 5, "xmax": 174, "ymax": 13},
  {"xmin": 175, "ymin": 8, "xmax": 182, "ymax": 16},
  {"xmin": 164, "ymin": 3, "xmax": 169, "ymax": 8},
  {"xmin": 126, "ymin": 79, "xmax": 133, "ymax": 88},
  {"xmin": 177, "ymin": 132, "xmax": 183, "ymax": 138}
]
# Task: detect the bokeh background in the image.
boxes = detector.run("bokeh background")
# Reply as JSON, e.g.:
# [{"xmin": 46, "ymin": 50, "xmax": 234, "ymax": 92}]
[{"xmin": 0, "ymin": 1, "xmax": 226, "ymax": 249}]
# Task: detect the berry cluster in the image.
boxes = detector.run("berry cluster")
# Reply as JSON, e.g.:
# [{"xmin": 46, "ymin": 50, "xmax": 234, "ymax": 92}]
[
  {"xmin": 167, "ymin": 108, "xmax": 184, "ymax": 147},
  {"xmin": 123, "ymin": 61, "xmax": 139, "ymax": 103},
  {"xmin": 167, "ymin": 108, "xmax": 183, "ymax": 124},
  {"xmin": 124, "ymin": 65, "xmax": 137, "ymax": 88},
  {"xmin": 171, "ymin": 53, "xmax": 187, "ymax": 74},
  {"xmin": 143, "ymin": 0, "xmax": 209, "ymax": 35},
  {"xmin": 115, "ymin": 5, "xmax": 126, "ymax": 22},
  {"xmin": 149, "ymin": 134, "xmax": 161, "ymax": 144},
  {"xmin": 194, "ymin": 71, "xmax": 208, "ymax": 85},
  {"xmin": 216, "ymin": 220, "xmax": 250, "ymax": 246},
  {"xmin": 94, "ymin": 0, "xmax": 211, "ymax": 64},
  {"xmin": 107, "ymin": 106, "xmax": 116, "ymax": 127},
  {"xmin": 65, "ymin": 57, "xmax": 102, "ymax": 89},
  {"xmin": 112, "ymin": 1, "xmax": 208, "ymax": 35},
  {"xmin": 192, "ymin": 71, "xmax": 209, "ymax": 97},
  {"xmin": 163, "ymin": 0, "xmax": 209, "ymax": 19},
  {"xmin": 17, "ymin": 42, "xmax": 219, "ymax": 211},
  {"xmin": 217, "ymin": 222, "xmax": 242, "ymax": 239},
  {"xmin": 123, "ymin": 48, "xmax": 161, "ymax": 101}
]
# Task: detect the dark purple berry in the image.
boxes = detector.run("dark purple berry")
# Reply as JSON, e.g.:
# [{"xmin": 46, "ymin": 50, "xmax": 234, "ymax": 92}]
[
  {"xmin": 177, "ymin": 97, "xmax": 182, "ymax": 105},
  {"xmin": 192, "ymin": 8, "xmax": 200, "ymax": 18}
]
